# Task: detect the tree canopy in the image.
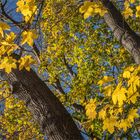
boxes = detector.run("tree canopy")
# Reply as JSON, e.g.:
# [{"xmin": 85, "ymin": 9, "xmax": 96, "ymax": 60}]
[{"xmin": 0, "ymin": 0, "xmax": 140, "ymax": 139}]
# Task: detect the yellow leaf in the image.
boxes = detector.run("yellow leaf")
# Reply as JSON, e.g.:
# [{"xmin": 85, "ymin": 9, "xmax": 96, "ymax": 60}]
[
  {"xmin": 127, "ymin": 108, "xmax": 139, "ymax": 122},
  {"xmin": 83, "ymin": 6, "xmax": 94, "ymax": 19},
  {"xmin": 18, "ymin": 55, "xmax": 35, "ymax": 71},
  {"xmin": 0, "ymin": 32, "xmax": 19, "ymax": 55},
  {"xmin": 0, "ymin": 22, "xmax": 10, "ymax": 37},
  {"xmin": 0, "ymin": 57, "xmax": 17, "ymax": 73},
  {"xmin": 118, "ymin": 119, "xmax": 131, "ymax": 132},
  {"xmin": 112, "ymin": 83, "xmax": 127, "ymax": 106},
  {"xmin": 98, "ymin": 76, "xmax": 114, "ymax": 85},
  {"xmin": 136, "ymin": 6, "xmax": 140, "ymax": 18},
  {"xmin": 123, "ymin": 70, "xmax": 131, "ymax": 78},
  {"xmin": 127, "ymin": 91, "xmax": 139, "ymax": 104},
  {"xmin": 103, "ymin": 117, "xmax": 117, "ymax": 134},
  {"xmin": 128, "ymin": 75, "xmax": 138, "ymax": 85},
  {"xmin": 124, "ymin": 1, "xmax": 129, "ymax": 8},
  {"xmin": 103, "ymin": 85, "xmax": 113, "ymax": 96},
  {"xmin": 85, "ymin": 99, "xmax": 97, "ymax": 120},
  {"xmin": 79, "ymin": 1, "xmax": 107, "ymax": 19},
  {"xmin": 128, "ymin": 75, "xmax": 140, "ymax": 96},
  {"xmin": 16, "ymin": 0, "xmax": 37, "ymax": 22},
  {"xmin": 79, "ymin": 2, "xmax": 93, "ymax": 14},
  {"xmin": 98, "ymin": 109, "xmax": 106, "ymax": 119},
  {"xmin": 94, "ymin": 6, "xmax": 107, "ymax": 16},
  {"xmin": 21, "ymin": 30, "xmax": 38, "ymax": 46},
  {"xmin": 124, "ymin": 66, "xmax": 135, "ymax": 72},
  {"xmin": 123, "ymin": 7, "xmax": 133, "ymax": 19},
  {"xmin": 129, "ymin": 0, "xmax": 135, "ymax": 3}
]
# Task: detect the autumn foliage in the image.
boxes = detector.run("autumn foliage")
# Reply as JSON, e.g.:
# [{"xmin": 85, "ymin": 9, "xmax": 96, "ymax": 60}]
[{"xmin": 0, "ymin": 0, "xmax": 140, "ymax": 139}]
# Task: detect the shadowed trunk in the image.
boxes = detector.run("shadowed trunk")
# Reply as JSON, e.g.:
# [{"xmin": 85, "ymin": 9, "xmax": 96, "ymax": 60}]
[
  {"xmin": 2, "ymin": 69, "xmax": 83, "ymax": 140},
  {"xmin": 101, "ymin": 0, "xmax": 140, "ymax": 64}
]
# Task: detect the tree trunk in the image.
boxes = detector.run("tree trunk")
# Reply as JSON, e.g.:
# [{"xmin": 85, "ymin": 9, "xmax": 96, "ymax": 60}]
[
  {"xmin": 2, "ymin": 69, "xmax": 83, "ymax": 140},
  {"xmin": 101, "ymin": 0, "xmax": 140, "ymax": 64}
]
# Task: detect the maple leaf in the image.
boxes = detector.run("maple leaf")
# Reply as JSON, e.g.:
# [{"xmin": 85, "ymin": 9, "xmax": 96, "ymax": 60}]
[
  {"xmin": 5, "ymin": 32, "xmax": 16, "ymax": 42},
  {"xmin": 124, "ymin": 1, "xmax": 129, "ymax": 8},
  {"xmin": 16, "ymin": 0, "xmax": 37, "ymax": 22},
  {"xmin": 103, "ymin": 85, "xmax": 113, "ymax": 96},
  {"xmin": 123, "ymin": 70, "xmax": 131, "ymax": 78},
  {"xmin": 16, "ymin": 0, "xmax": 24, "ymax": 12},
  {"xmin": 0, "ymin": 22, "xmax": 10, "ymax": 37},
  {"xmin": 98, "ymin": 76, "xmax": 114, "ymax": 85},
  {"xmin": 79, "ymin": 1, "xmax": 93, "ymax": 14},
  {"xmin": 118, "ymin": 119, "xmax": 131, "ymax": 132},
  {"xmin": 123, "ymin": 8, "xmax": 133, "ymax": 19},
  {"xmin": 85, "ymin": 99, "xmax": 97, "ymax": 120},
  {"xmin": 129, "ymin": 0, "xmax": 135, "ymax": 3},
  {"xmin": 98, "ymin": 109, "xmax": 106, "ymax": 119},
  {"xmin": 21, "ymin": 30, "xmax": 38, "ymax": 46},
  {"xmin": 94, "ymin": 5, "xmax": 107, "ymax": 16},
  {"xmin": 103, "ymin": 117, "xmax": 117, "ymax": 134},
  {"xmin": 124, "ymin": 66, "xmax": 135, "ymax": 72},
  {"xmin": 136, "ymin": 6, "xmax": 140, "ymax": 18},
  {"xmin": 128, "ymin": 92, "xmax": 139, "ymax": 104},
  {"xmin": 127, "ymin": 108, "xmax": 139, "ymax": 122},
  {"xmin": 0, "ymin": 57, "xmax": 17, "ymax": 73},
  {"xmin": 18, "ymin": 55, "xmax": 35, "ymax": 71},
  {"xmin": 83, "ymin": 6, "xmax": 94, "ymax": 19},
  {"xmin": 0, "ymin": 32, "xmax": 19, "ymax": 55},
  {"xmin": 79, "ymin": 1, "xmax": 107, "ymax": 19},
  {"xmin": 112, "ymin": 83, "xmax": 127, "ymax": 106}
]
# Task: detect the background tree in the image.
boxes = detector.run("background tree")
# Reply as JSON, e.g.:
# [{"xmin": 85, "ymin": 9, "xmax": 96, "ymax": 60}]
[{"xmin": 0, "ymin": 0, "xmax": 140, "ymax": 139}]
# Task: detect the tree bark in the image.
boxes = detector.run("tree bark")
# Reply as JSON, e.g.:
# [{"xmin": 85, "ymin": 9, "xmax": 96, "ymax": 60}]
[
  {"xmin": 101, "ymin": 0, "xmax": 140, "ymax": 64},
  {"xmin": 2, "ymin": 69, "xmax": 83, "ymax": 140}
]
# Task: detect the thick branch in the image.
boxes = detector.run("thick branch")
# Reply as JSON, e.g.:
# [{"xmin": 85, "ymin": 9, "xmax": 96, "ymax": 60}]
[
  {"xmin": 2, "ymin": 69, "xmax": 83, "ymax": 140},
  {"xmin": 101, "ymin": 0, "xmax": 140, "ymax": 64}
]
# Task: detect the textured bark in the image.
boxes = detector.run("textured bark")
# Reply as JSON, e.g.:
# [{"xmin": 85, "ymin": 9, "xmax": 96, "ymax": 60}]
[
  {"xmin": 101, "ymin": 0, "xmax": 140, "ymax": 64},
  {"xmin": 2, "ymin": 69, "xmax": 83, "ymax": 140}
]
